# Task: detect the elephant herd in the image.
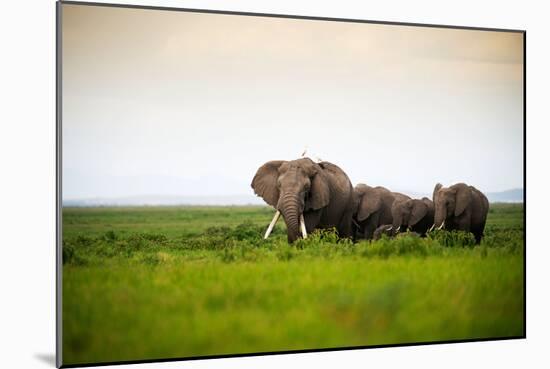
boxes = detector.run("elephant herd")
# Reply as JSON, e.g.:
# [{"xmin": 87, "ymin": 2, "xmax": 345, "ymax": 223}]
[{"xmin": 251, "ymin": 157, "xmax": 489, "ymax": 244}]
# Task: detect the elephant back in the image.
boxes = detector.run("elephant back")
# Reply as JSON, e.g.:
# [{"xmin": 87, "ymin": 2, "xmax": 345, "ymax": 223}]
[
  {"xmin": 469, "ymin": 185, "xmax": 490, "ymax": 221},
  {"xmin": 392, "ymin": 192, "xmax": 411, "ymax": 204}
]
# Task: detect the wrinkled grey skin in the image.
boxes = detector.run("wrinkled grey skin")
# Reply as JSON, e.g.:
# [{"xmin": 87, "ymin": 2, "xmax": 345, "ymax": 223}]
[
  {"xmin": 353, "ymin": 184, "xmax": 410, "ymax": 240},
  {"xmin": 391, "ymin": 197, "xmax": 435, "ymax": 236},
  {"xmin": 432, "ymin": 183, "xmax": 489, "ymax": 244},
  {"xmin": 251, "ymin": 158, "xmax": 354, "ymax": 243}
]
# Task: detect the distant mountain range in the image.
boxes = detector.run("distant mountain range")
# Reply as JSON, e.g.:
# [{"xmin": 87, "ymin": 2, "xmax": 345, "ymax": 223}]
[
  {"xmin": 485, "ymin": 188, "xmax": 524, "ymax": 203},
  {"xmin": 63, "ymin": 188, "xmax": 524, "ymax": 207}
]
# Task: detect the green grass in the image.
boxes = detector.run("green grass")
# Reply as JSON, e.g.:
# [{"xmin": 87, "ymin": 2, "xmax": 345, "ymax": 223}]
[{"xmin": 62, "ymin": 203, "xmax": 524, "ymax": 365}]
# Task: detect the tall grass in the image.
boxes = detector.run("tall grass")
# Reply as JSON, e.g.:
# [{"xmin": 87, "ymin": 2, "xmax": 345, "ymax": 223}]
[{"xmin": 62, "ymin": 203, "xmax": 524, "ymax": 365}]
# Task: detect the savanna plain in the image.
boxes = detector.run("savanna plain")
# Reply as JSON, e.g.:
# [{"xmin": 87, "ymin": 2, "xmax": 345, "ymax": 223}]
[{"xmin": 62, "ymin": 203, "xmax": 524, "ymax": 365}]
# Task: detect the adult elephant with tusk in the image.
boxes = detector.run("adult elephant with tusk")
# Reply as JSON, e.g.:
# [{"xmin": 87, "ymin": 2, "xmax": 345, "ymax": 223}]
[
  {"xmin": 391, "ymin": 197, "xmax": 435, "ymax": 237},
  {"xmin": 432, "ymin": 182, "xmax": 489, "ymax": 244},
  {"xmin": 251, "ymin": 158, "xmax": 355, "ymax": 243}
]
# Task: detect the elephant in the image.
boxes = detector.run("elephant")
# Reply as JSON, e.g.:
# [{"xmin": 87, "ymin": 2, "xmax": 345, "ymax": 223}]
[
  {"xmin": 391, "ymin": 197, "xmax": 435, "ymax": 237},
  {"xmin": 251, "ymin": 158, "xmax": 355, "ymax": 243},
  {"xmin": 353, "ymin": 184, "xmax": 410, "ymax": 240},
  {"xmin": 373, "ymin": 224, "xmax": 395, "ymax": 240},
  {"xmin": 372, "ymin": 224, "xmax": 422, "ymax": 241},
  {"xmin": 431, "ymin": 182, "xmax": 489, "ymax": 244}
]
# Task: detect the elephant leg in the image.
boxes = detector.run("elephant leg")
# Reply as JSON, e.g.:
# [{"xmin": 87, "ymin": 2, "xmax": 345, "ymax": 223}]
[
  {"xmin": 455, "ymin": 212, "xmax": 472, "ymax": 232},
  {"xmin": 304, "ymin": 210, "xmax": 322, "ymax": 234},
  {"xmin": 474, "ymin": 232, "xmax": 482, "ymax": 244},
  {"xmin": 351, "ymin": 219, "xmax": 363, "ymax": 242},
  {"xmin": 415, "ymin": 218, "xmax": 431, "ymax": 237},
  {"xmin": 410, "ymin": 223, "xmax": 425, "ymax": 237},
  {"xmin": 363, "ymin": 214, "xmax": 380, "ymax": 240},
  {"xmin": 472, "ymin": 219, "xmax": 486, "ymax": 245},
  {"xmin": 338, "ymin": 206, "xmax": 354, "ymax": 240}
]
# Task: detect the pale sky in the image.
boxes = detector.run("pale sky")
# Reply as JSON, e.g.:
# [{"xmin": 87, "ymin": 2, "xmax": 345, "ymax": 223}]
[{"xmin": 62, "ymin": 4, "xmax": 524, "ymax": 202}]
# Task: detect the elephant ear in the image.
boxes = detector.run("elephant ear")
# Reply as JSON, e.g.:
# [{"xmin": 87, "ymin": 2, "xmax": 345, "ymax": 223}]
[
  {"xmin": 306, "ymin": 170, "xmax": 330, "ymax": 210},
  {"xmin": 391, "ymin": 201, "xmax": 403, "ymax": 229},
  {"xmin": 251, "ymin": 161, "xmax": 285, "ymax": 207},
  {"xmin": 357, "ymin": 190, "xmax": 382, "ymax": 222},
  {"xmin": 433, "ymin": 183, "xmax": 443, "ymax": 203},
  {"xmin": 422, "ymin": 197, "xmax": 434, "ymax": 211},
  {"xmin": 410, "ymin": 201, "xmax": 428, "ymax": 227},
  {"xmin": 454, "ymin": 184, "xmax": 472, "ymax": 217}
]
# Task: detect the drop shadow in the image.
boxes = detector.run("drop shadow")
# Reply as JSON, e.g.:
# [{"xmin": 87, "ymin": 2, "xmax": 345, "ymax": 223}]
[{"xmin": 35, "ymin": 353, "xmax": 56, "ymax": 367}]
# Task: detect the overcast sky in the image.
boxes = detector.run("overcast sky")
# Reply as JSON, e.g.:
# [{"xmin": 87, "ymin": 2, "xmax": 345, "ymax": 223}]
[{"xmin": 62, "ymin": 4, "xmax": 523, "ymax": 202}]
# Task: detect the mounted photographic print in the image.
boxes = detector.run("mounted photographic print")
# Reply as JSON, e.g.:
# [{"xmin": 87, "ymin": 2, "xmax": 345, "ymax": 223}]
[{"xmin": 57, "ymin": 1, "xmax": 525, "ymax": 367}]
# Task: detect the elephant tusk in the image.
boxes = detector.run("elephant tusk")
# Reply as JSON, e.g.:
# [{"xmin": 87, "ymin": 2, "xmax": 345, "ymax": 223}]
[
  {"xmin": 264, "ymin": 210, "xmax": 281, "ymax": 239},
  {"xmin": 386, "ymin": 226, "xmax": 393, "ymax": 231},
  {"xmin": 437, "ymin": 220, "xmax": 445, "ymax": 230},
  {"xmin": 396, "ymin": 226, "xmax": 401, "ymax": 232},
  {"xmin": 300, "ymin": 214, "xmax": 308, "ymax": 239},
  {"xmin": 428, "ymin": 224, "xmax": 435, "ymax": 232}
]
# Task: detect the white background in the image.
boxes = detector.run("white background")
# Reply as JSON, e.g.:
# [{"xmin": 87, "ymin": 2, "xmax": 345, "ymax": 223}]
[{"xmin": 0, "ymin": 0, "xmax": 547, "ymax": 368}]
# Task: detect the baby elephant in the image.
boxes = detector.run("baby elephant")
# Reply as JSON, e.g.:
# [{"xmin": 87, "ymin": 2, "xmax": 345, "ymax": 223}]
[
  {"xmin": 373, "ymin": 224, "xmax": 396, "ymax": 240},
  {"xmin": 391, "ymin": 197, "xmax": 435, "ymax": 237},
  {"xmin": 373, "ymin": 224, "xmax": 421, "ymax": 240}
]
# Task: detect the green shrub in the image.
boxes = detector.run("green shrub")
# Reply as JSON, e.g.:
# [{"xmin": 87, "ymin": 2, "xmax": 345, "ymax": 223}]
[
  {"xmin": 204, "ymin": 226, "xmax": 232, "ymax": 237},
  {"xmin": 62, "ymin": 243, "xmax": 88, "ymax": 265},
  {"xmin": 127, "ymin": 234, "xmax": 147, "ymax": 251},
  {"xmin": 276, "ymin": 244, "xmax": 297, "ymax": 261},
  {"xmin": 60, "ymin": 205, "xmax": 523, "ymax": 265},
  {"xmin": 230, "ymin": 221, "xmax": 264, "ymax": 241},
  {"xmin": 102, "ymin": 230, "xmax": 117, "ymax": 242},
  {"xmin": 139, "ymin": 233, "xmax": 168, "ymax": 243},
  {"xmin": 62, "ymin": 243, "xmax": 75, "ymax": 264},
  {"xmin": 75, "ymin": 235, "xmax": 94, "ymax": 247},
  {"xmin": 428, "ymin": 230, "xmax": 476, "ymax": 248},
  {"xmin": 360, "ymin": 234, "xmax": 442, "ymax": 259}
]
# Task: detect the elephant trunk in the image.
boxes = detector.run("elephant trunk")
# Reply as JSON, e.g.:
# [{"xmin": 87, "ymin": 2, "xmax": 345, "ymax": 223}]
[
  {"xmin": 392, "ymin": 214, "xmax": 402, "ymax": 232},
  {"xmin": 433, "ymin": 206, "xmax": 446, "ymax": 230},
  {"xmin": 279, "ymin": 194, "xmax": 304, "ymax": 243}
]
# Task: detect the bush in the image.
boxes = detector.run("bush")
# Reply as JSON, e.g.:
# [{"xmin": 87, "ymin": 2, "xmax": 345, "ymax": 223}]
[
  {"xmin": 74, "ymin": 235, "xmax": 94, "ymax": 247},
  {"xmin": 102, "ymin": 230, "xmax": 118, "ymax": 242},
  {"xmin": 230, "ymin": 222, "xmax": 264, "ymax": 241},
  {"xmin": 276, "ymin": 244, "xmax": 297, "ymax": 261},
  {"xmin": 62, "ymin": 243, "xmax": 75, "ymax": 264},
  {"xmin": 204, "ymin": 226, "xmax": 232, "ymax": 237},
  {"xmin": 62, "ymin": 243, "xmax": 88, "ymax": 265},
  {"xmin": 62, "ymin": 212, "xmax": 524, "ymax": 265},
  {"xmin": 428, "ymin": 230, "xmax": 476, "ymax": 248},
  {"xmin": 359, "ymin": 233, "xmax": 445, "ymax": 259},
  {"xmin": 139, "ymin": 233, "xmax": 168, "ymax": 243}
]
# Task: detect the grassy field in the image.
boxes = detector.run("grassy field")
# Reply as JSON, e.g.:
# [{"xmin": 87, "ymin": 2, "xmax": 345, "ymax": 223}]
[{"xmin": 62, "ymin": 203, "xmax": 524, "ymax": 365}]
